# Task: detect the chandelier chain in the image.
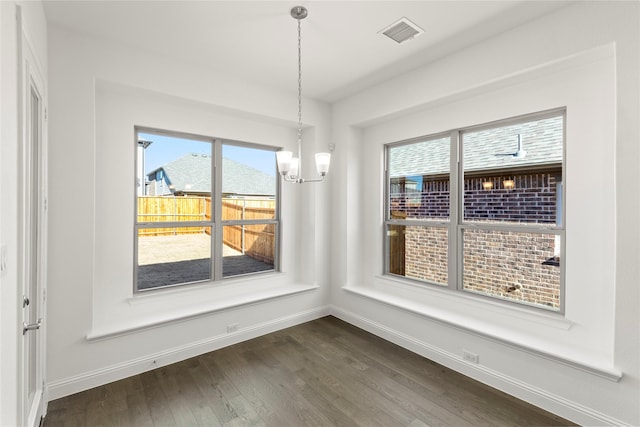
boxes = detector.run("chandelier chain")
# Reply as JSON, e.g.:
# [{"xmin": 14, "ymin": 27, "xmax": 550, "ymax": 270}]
[{"xmin": 297, "ymin": 18, "xmax": 303, "ymax": 148}]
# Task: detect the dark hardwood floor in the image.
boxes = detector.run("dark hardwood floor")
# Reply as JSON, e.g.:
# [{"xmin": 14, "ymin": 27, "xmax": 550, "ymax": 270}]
[{"xmin": 43, "ymin": 316, "xmax": 575, "ymax": 427}]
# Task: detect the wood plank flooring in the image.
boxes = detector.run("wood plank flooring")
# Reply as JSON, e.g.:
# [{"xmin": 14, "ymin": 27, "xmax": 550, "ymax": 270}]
[{"xmin": 43, "ymin": 316, "xmax": 575, "ymax": 427}]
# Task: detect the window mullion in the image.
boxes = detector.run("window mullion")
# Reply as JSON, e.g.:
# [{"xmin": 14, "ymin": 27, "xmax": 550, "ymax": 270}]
[
  {"xmin": 213, "ymin": 140, "xmax": 223, "ymax": 281},
  {"xmin": 460, "ymin": 222, "xmax": 562, "ymax": 234},
  {"xmin": 448, "ymin": 130, "xmax": 460, "ymax": 291},
  {"xmin": 383, "ymin": 148, "xmax": 390, "ymax": 275},
  {"xmin": 222, "ymin": 219, "xmax": 278, "ymax": 226},
  {"xmin": 137, "ymin": 220, "xmax": 212, "ymax": 229}
]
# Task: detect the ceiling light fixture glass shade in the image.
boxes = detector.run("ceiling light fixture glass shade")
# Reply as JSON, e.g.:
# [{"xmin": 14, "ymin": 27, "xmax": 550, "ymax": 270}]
[
  {"xmin": 275, "ymin": 151, "xmax": 293, "ymax": 175},
  {"xmin": 277, "ymin": 6, "xmax": 331, "ymax": 183},
  {"xmin": 315, "ymin": 152, "xmax": 331, "ymax": 176}
]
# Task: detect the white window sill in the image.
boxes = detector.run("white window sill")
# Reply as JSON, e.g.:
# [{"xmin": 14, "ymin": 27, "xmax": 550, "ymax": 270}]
[
  {"xmin": 343, "ymin": 281, "xmax": 622, "ymax": 382},
  {"xmin": 87, "ymin": 281, "xmax": 318, "ymax": 341},
  {"xmin": 127, "ymin": 270, "xmax": 283, "ymax": 305},
  {"xmin": 375, "ymin": 274, "xmax": 573, "ymax": 330}
]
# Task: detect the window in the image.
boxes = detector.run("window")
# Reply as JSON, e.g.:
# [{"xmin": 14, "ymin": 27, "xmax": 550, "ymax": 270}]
[
  {"xmin": 385, "ymin": 110, "xmax": 565, "ymax": 311},
  {"xmin": 134, "ymin": 128, "xmax": 279, "ymax": 291}
]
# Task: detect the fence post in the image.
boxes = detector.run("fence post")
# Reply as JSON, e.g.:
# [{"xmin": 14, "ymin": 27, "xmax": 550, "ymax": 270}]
[
  {"xmin": 173, "ymin": 196, "xmax": 177, "ymax": 235},
  {"xmin": 241, "ymin": 199, "xmax": 246, "ymax": 254}
]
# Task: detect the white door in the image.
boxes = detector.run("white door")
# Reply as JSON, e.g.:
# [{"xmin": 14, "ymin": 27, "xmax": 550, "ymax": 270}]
[{"xmin": 19, "ymin": 6, "xmax": 48, "ymax": 426}]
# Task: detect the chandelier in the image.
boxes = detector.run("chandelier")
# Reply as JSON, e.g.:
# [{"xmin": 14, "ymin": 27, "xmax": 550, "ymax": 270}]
[{"xmin": 276, "ymin": 6, "xmax": 331, "ymax": 183}]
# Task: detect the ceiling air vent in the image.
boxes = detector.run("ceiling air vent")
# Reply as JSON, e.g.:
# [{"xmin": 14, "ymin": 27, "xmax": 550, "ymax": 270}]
[{"xmin": 380, "ymin": 17, "xmax": 424, "ymax": 44}]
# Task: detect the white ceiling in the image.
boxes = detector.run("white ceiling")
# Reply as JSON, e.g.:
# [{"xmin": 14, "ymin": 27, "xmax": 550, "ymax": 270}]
[{"xmin": 42, "ymin": 1, "xmax": 569, "ymax": 103}]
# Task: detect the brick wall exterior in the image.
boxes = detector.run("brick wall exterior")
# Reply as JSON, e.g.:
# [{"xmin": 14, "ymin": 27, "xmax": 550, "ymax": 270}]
[
  {"xmin": 390, "ymin": 179, "xmax": 449, "ymax": 219},
  {"xmin": 464, "ymin": 172, "xmax": 559, "ymax": 224},
  {"xmin": 403, "ymin": 226, "xmax": 448, "ymax": 285},
  {"xmin": 463, "ymin": 229, "xmax": 560, "ymax": 308},
  {"xmin": 390, "ymin": 170, "xmax": 561, "ymax": 309},
  {"xmin": 390, "ymin": 171, "xmax": 559, "ymax": 223}
]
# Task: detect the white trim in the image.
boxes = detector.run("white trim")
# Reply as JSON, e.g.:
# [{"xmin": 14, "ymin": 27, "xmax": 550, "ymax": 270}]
[
  {"xmin": 330, "ymin": 306, "xmax": 629, "ymax": 427},
  {"xmin": 18, "ymin": 5, "xmax": 48, "ymax": 426},
  {"xmin": 342, "ymin": 285, "xmax": 621, "ymax": 382},
  {"xmin": 49, "ymin": 305, "xmax": 330, "ymax": 400},
  {"xmin": 373, "ymin": 274, "xmax": 572, "ymax": 329},
  {"xmin": 88, "ymin": 283, "xmax": 319, "ymax": 341}
]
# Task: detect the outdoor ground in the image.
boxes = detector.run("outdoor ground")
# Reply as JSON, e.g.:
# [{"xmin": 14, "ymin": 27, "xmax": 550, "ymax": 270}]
[{"xmin": 137, "ymin": 234, "xmax": 273, "ymax": 289}]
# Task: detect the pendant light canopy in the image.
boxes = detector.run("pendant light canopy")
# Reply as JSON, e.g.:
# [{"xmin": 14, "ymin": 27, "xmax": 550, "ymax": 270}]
[{"xmin": 276, "ymin": 6, "xmax": 331, "ymax": 184}]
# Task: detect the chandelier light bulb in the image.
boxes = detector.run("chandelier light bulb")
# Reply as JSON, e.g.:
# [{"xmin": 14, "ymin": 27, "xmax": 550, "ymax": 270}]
[{"xmin": 289, "ymin": 157, "xmax": 300, "ymax": 178}]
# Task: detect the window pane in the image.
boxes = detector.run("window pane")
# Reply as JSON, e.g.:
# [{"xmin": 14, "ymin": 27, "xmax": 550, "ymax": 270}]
[
  {"xmin": 137, "ymin": 227, "xmax": 211, "ymax": 290},
  {"xmin": 462, "ymin": 228, "xmax": 561, "ymax": 310},
  {"xmin": 387, "ymin": 224, "xmax": 448, "ymax": 286},
  {"xmin": 388, "ymin": 136, "xmax": 450, "ymax": 220},
  {"xmin": 221, "ymin": 144, "xmax": 277, "ymax": 278},
  {"xmin": 223, "ymin": 224, "xmax": 275, "ymax": 277},
  {"xmin": 462, "ymin": 115, "xmax": 563, "ymax": 225},
  {"xmin": 222, "ymin": 144, "xmax": 276, "ymax": 213},
  {"xmin": 137, "ymin": 133, "xmax": 211, "ymax": 222}
]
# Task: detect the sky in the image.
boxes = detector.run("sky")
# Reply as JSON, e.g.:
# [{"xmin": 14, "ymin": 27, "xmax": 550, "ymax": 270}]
[{"xmin": 139, "ymin": 132, "xmax": 276, "ymax": 177}]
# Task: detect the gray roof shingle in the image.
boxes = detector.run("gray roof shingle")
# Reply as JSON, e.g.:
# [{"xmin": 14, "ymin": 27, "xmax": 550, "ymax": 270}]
[
  {"xmin": 389, "ymin": 115, "xmax": 563, "ymax": 178},
  {"xmin": 221, "ymin": 157, "xmax": 276, "ymax": 196},
  {"xmin": 148, "ymin": 154, "xmax": 275, "ymax": 196}
]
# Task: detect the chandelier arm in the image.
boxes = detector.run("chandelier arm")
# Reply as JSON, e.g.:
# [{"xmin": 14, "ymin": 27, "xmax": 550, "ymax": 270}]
[
  {"xmin": 283, "ymin": 175, "xmax": 300, "ymax": 183},
  {"xmin": 298, "ymin": 176, "xmax": 326, "ymax": 183}
]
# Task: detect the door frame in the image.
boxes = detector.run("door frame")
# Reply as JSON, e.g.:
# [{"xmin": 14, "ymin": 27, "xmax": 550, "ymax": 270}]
[{"xmin": 17, "ymin": 5, "xmax": 48, "ymax": 426}]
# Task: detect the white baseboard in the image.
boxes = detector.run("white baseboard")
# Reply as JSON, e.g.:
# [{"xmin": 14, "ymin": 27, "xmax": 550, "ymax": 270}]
[
  {"xmin": 330, "ymin": 305, "xmax": 629, "ymax": 427},
  {"xmin": 47, "ymin": 305, "xmax": 330, "ymax": 400}
]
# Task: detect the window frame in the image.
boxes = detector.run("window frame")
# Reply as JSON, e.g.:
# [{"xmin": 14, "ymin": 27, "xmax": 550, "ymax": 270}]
[
  {"xmin": 218, "ymin": 140, "xmax": 281, "ymax": 280},
  {"xmin": 133, "ymin": 127, "xmax": 280, "ymax": 293},
  {"xmin": 383, "ymin": 108, "xmax": 566, "ymax": 313},
  {"xmin": 384, "ymin": 131, "xmax": 453, "ymax": 286}
]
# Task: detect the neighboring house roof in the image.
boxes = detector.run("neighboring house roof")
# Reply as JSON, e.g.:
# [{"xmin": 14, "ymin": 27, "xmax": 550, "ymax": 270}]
[
  {"xmin": 221, "ymin": 157, "xmax": 276, "ymax": 196},
  {"xmin": 147, "ymin": 153, "xmax": 275, "ymax": 196},
  {"xmin": 389, "ymin": 115, "xmax": 563, "ymax": 178}
]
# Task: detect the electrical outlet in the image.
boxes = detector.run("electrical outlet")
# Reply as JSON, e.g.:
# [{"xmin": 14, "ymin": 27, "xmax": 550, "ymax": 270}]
[
  {"xmin": 462, "ymin": 349, "xmax": 479, "ymax": 364},
  {"xmin": 226, "ymin": 323, "xmax": 239, "ymax": 333}
]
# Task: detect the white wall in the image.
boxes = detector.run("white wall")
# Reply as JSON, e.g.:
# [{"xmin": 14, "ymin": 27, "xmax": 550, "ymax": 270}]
[
  {"xmin": 44, "ymin": 2, "xmax": 639, "ymax": 425},
  {"xmin": 0, "ymin": 4, "xmax": 18, "ymax": 425},
  {"xmin": 46, "ymin": 25, "xmax": 333, "ymax": 398},
  {"xmin": 330, "ymin": 2, "xmax": 639, "ymax": 426},
  {"xmin": 1, "ymin": 1, "xmax": 48, "ymax": 425}
]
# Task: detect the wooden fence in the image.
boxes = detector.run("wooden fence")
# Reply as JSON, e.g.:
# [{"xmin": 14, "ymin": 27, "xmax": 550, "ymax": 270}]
[
  {"xmin": 389, "ymin": 211, "xmax": 406, "ymax": 275},
  {"xmin": 137, "ymin": 196, "xmax": 208, "ymax": 236},
  {"xmin": 137, "ymin": 196, "xmax": 276, "ymax": 263},
  {"xmin": 222, "ymin": 199, "xmax": 275, "ymax": 263}
]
